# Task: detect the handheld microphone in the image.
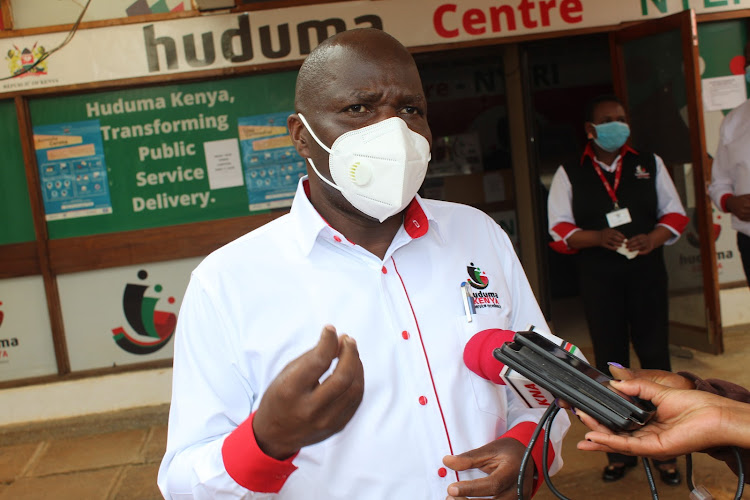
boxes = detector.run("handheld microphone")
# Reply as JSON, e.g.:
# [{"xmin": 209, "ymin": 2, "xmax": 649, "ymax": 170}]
[{"xmin": 464, "ymin": 328, "xmax": 581, "ymax": 408}]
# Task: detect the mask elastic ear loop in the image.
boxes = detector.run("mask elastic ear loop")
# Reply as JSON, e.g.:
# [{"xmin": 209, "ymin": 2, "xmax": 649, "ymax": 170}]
[
  {"xmin": 297, "ymin": 113, "xmax": 332, "ymax": 154},
  {"xmin": 297, "ymin": 113, "xmax": 341, "ymax": 192}
]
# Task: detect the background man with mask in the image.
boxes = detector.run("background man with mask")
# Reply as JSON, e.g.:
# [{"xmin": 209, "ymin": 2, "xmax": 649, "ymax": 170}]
[
  {"xmin": 709, "ymin": 39, "xmax": 750, "ymax": 284},
  {"xmin": 547, "ymin": 95, "xmax": 688, "ymax": 485},
  {"xmin": 158, "ymin": 28, "xmax": 571, "ymax": 499}
]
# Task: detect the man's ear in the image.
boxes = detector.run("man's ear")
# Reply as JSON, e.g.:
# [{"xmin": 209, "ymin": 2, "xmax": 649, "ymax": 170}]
[
  {"xmin": 584, "ymin": 122, "xmax": 596, "ymax": 140},
  {"xmin": 288, "ymin": 114, "xmax": 311, "ymax": 158}
]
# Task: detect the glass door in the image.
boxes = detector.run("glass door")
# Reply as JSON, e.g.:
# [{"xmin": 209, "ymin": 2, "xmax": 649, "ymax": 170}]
[{"xmin": 610, "ymin": 10, "xmax": 722, "ymax": 353}]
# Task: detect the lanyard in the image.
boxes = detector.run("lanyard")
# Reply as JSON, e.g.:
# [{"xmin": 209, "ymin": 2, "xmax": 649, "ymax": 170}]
[{"xmin": 592, "ymin": 157, "xmax": 623, "ymax": 209}]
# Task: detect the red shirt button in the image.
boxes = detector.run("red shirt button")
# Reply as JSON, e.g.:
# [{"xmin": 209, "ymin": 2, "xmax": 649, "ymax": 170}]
[
  {"xmin": 438, "ymin": 467, "xmax": 447, "ymax": 478},
  {"xmin": 381, "ymin": 266, "xmax": 387, "ymax": 274},
  {"xmin": 401, "ymin": 331, "xmax": 410, "ymax": 340},
  {"xmin": 419, "ymin": 396, "xmax": 428, "ymax": 405},
  {"xmin": 333, "ymin": 235, "xmax": 342, "ymax": 242}
]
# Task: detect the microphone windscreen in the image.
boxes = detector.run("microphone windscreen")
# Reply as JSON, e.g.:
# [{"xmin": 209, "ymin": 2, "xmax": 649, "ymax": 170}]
[{"xmin": 463, "ymin": 329, "xmax": 516, "ymax": 385}]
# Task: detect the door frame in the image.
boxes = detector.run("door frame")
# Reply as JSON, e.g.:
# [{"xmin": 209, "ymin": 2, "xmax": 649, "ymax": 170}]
[{"xmin": 609, "ymin": 10, "xmax": 722, "ymax": 354}]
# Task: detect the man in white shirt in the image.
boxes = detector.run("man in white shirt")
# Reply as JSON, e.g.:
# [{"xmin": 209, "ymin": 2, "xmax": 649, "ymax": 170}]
[
  {"xmin": 159, "ymin": 28, "xmax": 570, "ymax": 499},
  {"xmin": 708, "ymin": 40, "xmax": 750, "ymax": 283}
]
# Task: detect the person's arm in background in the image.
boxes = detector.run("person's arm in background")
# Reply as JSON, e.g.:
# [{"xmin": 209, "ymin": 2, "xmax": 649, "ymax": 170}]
[
  {"xmin": 547, "ymin": 166, "xmax": 625, "ymax": 252},
  {"xmin": 625, "ymin": 154, "xmax": 689, "ymax": 255},
  {"xmin": 708, "ymin": 116, "xmax": 750, "ymax": 221}
]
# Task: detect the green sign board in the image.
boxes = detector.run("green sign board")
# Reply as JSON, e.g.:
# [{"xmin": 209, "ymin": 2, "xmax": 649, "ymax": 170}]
[
  {"xmin": 0, "ymin": 100, "xmax": 36, "ymax": 245},
  {"xmin": 29, "ymin": 71, "xmax": 299, "ymax": 239}
]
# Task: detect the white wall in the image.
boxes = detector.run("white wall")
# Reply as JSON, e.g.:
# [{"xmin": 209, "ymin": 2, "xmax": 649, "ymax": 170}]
[{"xmin": 0, "ymin": 367, "xmax": 172, "ymax": 427}]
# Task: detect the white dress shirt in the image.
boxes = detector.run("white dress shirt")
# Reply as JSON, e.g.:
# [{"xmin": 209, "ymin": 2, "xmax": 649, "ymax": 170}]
[
  {"xmin": 158, "ymin": 178, "xmax": 570, "ymax": 499},
  {"xmin": 548, "ymin": 150, "xmax": 687, "ymax": 247},
  {"xmin": 709, "ymin": 99, "xmax": 750, "ymax": 237}
]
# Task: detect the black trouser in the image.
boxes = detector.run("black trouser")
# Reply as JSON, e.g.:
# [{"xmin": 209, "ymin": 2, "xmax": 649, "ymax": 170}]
[
  {"xmin": 737, "ymin": 232, "xmax": 750, "ymax": 284},
  {"xmin": 577, "ymin": 252, "xmax": 674, "ymax": 467}
]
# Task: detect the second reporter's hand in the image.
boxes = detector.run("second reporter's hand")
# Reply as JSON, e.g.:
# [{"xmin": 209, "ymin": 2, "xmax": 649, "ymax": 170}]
[
  {"xmin": 576, "ymin": 378, "xmax": 730, "ymax": 461},
  {"xmin": 443, "ymin": 438, "xmax": 533, "ymax": 500},
  {"xmin": 252, "ymin": 325, "xmax": 365, "ymax": 460}
]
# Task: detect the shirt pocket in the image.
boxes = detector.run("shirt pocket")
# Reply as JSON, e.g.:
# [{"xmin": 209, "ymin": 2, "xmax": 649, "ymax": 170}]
[{"xmin": 455, "ymin": 312, "xmax": 509, "ymax": 418}]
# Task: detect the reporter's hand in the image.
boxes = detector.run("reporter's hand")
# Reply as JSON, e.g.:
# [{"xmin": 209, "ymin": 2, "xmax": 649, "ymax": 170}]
[
  {"xmin": 726, "ymin": 194, "xmax": 750, "ymax": 221},
  {"xmin": 443, "ymin": 438, "xmax": 533, "ymax": 500},
  {"xmin": 576, "ymin": 378, "xmax": 741, "ymax": 460},
  {"xmin": 606, "ymin": 364, "xmax": 695, "ymax": 390},
  {"xmin": 598, "ymin": 228, "xmax": 626, "ymax": 251},
  {"xmin": 253, "ymin": 325, "xmax": 364, "ymax": 459}
]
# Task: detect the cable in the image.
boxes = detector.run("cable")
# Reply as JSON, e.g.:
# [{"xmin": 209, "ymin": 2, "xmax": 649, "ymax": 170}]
[
  {"xmin": 0, "ymin": 0, "xmax": 93, "ymax": 81},
  {"xmin": 641, "ymin": 457, "xmax": 659, "ymax": 500},
  {"xmin": 542, "ymin": 406, "xmax": 570, "ymax": 500},
  {"xmin": 733, "ymin": 448, "xmax": 745, "ymax": 499},
  {"xmin": 517, "ymin": 404, "xmax": 557, "ymax": 500},
  {"xmin": 686, "ymin": 453, "xmax": 695, "ymax": 491}
]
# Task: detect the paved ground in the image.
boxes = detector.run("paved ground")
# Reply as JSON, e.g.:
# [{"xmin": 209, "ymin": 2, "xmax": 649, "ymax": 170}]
[
  {"xmin": 0, "ymin": 405, "xmax": 168, "ymax": 500},
  {"xmin": 0, "ymin": 296, "xmax": 747, "ymax": 499}
]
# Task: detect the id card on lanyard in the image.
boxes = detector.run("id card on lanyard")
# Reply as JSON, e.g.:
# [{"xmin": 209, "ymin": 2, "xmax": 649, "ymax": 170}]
[{"xmin": 594, "ymin": 157, "xmax": 632, "ymax": 228}]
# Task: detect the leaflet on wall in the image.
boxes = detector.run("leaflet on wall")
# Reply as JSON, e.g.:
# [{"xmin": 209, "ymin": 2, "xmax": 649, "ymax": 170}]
[
  {"xmin": 33, "ymin": 120, "xmax": 113, "ymax": 220},
  {"xmin": 238, "ymin": 111, "xmax": 306, "ymax": 211},
  {"xmin": 702, "ymin": 75, "xmax": 747, "ymax": 112}
]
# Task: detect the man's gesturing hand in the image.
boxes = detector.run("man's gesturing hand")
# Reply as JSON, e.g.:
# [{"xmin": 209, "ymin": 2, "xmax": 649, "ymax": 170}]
[
  {"xmin": 443, "ymin": 438, "xmax": 533, "ymax": 500},
  {"xmin": 252, "ymin": 325, "xmax": 365, "ymax": 460}
]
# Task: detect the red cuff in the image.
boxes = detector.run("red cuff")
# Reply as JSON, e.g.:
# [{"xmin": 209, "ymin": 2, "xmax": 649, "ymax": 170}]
[
  {"xmin": 720, "ymin": 193, "xmax": 733, "ymax": 213},
  {"xmin": 221, "ymin": 411, "xmax": 298, "ymax": 493},
  {"xmin": 549, "ymin": 240, "xmax": 578, "ymax": 255},
  {"xmin": 551, "ymin": 222, "xmax": 578, "ymax": 240},
  {"xmin": 501, "ymin": 421, "xmax": 556, "ymax": 496},
  {"xmin": 657, "ymin": 213, "xmax": 689, "ymax": 234}
]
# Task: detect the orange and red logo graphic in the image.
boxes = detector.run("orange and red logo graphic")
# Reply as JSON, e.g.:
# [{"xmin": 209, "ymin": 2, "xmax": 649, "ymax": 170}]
[
  {"xmin": 5, "ymin": 43, "xmax": 48, "ymax": 77},
  {"xmin": 111, "ymin": 270, "xmax": 176, "ymax": 355}
]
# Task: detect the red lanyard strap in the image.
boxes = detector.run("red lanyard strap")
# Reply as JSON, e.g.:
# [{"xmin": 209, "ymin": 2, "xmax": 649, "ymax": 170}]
[{"xmin": 592, "ymin": 157, "xmax": 622, "ymax": 208}]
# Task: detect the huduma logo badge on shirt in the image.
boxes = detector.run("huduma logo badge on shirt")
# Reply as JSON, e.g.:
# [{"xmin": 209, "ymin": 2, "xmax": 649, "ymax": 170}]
[
  {"xmin": 466, "ymin": 263, "xmax": 502, "ymax": 309},
  {"xmin": 634, "ymin": 165, "xmax": 650, "ymax": 180}
]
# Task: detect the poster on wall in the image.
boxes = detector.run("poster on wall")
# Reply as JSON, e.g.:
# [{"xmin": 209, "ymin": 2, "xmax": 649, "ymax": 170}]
[
  {"xmin": 238, "ymin": 111, "xmax": 306, "ymax": 211},
  {"xmin": 0, "ymin": 276, "xmax": 58, "ymax": 382},
  {"xmin": 57, "ymin": 258, "xmax": 200, "ymax": 371},
  {"xmin": 33, "ymin": 120, "xmax": 113, "ymax": 221},
  {"xmin": 29, "ymin": 71, "xmax": 298, "ymax": 239},
  {"xmin": 664, "ymin": 207, "xmax": 745, "ymax": 290}
]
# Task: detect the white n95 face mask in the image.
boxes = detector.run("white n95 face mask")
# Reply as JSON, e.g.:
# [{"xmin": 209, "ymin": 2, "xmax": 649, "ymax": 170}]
[{"xmin": 297, "ymin": 113, "xmax": 431, "ymax": 223}]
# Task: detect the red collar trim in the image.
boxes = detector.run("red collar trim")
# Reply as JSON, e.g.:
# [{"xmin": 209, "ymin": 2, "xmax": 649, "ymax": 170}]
[
  {"xmin": 404, "ymin": 198, "xmax": 429, "ymax": 238},
  {"xmin": 581, "ymin": 142, "xmax": 638, "ymax": 166}
]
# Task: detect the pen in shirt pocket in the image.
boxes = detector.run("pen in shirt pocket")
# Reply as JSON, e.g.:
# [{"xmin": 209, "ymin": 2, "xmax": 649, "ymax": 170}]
[{"xmin": 460, "ymin": 281, "xmax": 475, "ymax": 322}]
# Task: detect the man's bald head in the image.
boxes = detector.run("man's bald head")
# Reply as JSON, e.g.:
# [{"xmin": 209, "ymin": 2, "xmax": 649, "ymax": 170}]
[{"xmin": 295, "ymin": 28, "xmax": 416, "ymax": 114}]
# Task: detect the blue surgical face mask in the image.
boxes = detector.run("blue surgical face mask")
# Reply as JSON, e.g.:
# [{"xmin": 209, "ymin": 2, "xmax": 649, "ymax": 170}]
[{"xmin": 592, "ymin": 121, "xmax": 630, "ymax": 152}]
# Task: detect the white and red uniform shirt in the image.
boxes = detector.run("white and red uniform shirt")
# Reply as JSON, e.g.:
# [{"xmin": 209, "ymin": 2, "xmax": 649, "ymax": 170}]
[
  {"xmin": 548, "ymin": 144, "xmax": 688, "ymax": 251},
  {"xmin": 158, "ymin": 178, "xmax": 570, "ymax": 499},
  {"xmin": 709, "ymin": 99, "xmax": 750, "ymax": 237}
]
